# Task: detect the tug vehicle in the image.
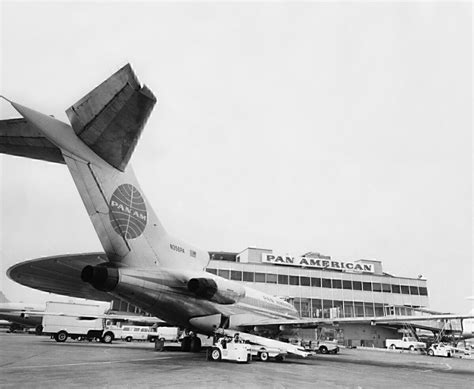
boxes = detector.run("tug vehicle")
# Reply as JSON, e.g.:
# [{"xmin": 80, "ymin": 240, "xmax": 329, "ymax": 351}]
[{"xmin": 207, "ymin": 336, "xmax": 251, "ymax": 363}]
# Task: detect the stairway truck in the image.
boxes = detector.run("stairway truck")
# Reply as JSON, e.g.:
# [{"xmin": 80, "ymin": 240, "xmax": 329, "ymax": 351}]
[
  {"xmin": 385, "ymin": 336, "xmax": 426, "ymax": 351},
  {"xmin": 42, "ymin": 301, "xmax": 111, "ymax": 343}
]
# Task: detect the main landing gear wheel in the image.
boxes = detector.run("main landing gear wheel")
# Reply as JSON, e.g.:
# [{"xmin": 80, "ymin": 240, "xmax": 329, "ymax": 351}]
[
  {"xmin": 190, "ymin": 337, "xmax": 201, "ymax": 352},
  {"xmin": 181, "ymin": 336, "xmax": 191, "ymax": 352}
]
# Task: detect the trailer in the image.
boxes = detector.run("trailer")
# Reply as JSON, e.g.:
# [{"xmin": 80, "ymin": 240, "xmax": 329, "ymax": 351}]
[{"xmin": 42, "ymin": 301, "xmax": 112, "ymax": 343}]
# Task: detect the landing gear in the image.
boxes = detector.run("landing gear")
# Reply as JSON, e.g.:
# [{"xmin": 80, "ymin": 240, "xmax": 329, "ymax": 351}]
[
  {"xmin": 181, "ymin": 335, "xmax": 202, "ymax": 352},
  {"xmin": 35, "ymin": 325, "xmax": 43, "ymax": 335},
  {"xmin": 181, "ymin": 336, "xmax": 191, "ymax": 352}
]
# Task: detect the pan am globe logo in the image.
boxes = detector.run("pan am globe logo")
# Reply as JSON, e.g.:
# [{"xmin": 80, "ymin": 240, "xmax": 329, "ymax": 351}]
[{"xmin": 109, "ymin": 184, "xmax": 147, "ymax": 239}]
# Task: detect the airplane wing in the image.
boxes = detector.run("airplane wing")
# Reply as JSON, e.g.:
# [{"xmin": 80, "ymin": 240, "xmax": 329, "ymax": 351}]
[
  {"xmin": 0, "ymin": 117, "xmax": 65, "ymax": 164},
  {"xmin": 235, "ymin": 314, "xmax": 474, "ymax": 330},
  {"xmin": 7, "ymin": 253, "xmax": 112, "ymax": 301}
]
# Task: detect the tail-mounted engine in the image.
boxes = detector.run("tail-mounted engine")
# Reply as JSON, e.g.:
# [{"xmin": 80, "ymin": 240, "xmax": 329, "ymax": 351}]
[{"xmin": 187, "ymin": 277, "xmax": 245, "ymax": 305}]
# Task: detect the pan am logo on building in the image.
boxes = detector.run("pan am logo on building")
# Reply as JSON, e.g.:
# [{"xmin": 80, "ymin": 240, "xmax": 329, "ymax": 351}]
[
  {"xmin": 109, "ymin": 184, "xmax": 147, "ymax": 239},
  {"xmin": 262, "ymin": 253, "xmax": 374, "ymax": 273}
]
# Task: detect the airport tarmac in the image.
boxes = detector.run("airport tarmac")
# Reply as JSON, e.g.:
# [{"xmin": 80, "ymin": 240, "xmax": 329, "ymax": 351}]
[{"xmin": 0, "ymin": 332, "xmax": 472, "ymax": 388}]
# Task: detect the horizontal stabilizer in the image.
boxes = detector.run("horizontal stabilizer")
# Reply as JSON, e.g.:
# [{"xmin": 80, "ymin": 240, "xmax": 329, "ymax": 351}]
[
  {"xmin": 66, "ymin": 64, "xmax": 156, "ymax": 171},
  {"xmin": 0, "ymin": 118, "xmax": 65, "ymax": 164}
]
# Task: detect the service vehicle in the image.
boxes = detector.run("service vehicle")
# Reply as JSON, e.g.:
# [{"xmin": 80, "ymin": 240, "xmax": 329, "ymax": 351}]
[
  {"xmin": 248, "ymin": 344, "xmax": 286, "ymax": 361},
  {"xmin": 147, "ymin": 326, "xmax": 179, "ymax": 342},
  {"xmin": 42, "ymin": 301, "xmax": 112, "ymax": 343},
  {"xmin": 385, "ymin": 336, "xmax": 426, "ymax": 351},
  {"xmin": 305, "ymin": 339, "xmax": 340, "ymax": 354},
  {"xmin": 427, "ymin": 343, "xmax": 454, "ymax": 357},
  {"xmin": 121, "ymin": 325, "xmax": 155, "ymax": 342},
  {"xmin": 207, "ymin": 337, "xmax": 251, "ymax": 363}
]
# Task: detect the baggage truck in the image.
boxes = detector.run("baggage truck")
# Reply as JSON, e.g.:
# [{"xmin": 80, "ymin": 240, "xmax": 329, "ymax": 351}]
[{"xmin": 42, "ymin": 301, "xmax": 112, "ymax": 343}]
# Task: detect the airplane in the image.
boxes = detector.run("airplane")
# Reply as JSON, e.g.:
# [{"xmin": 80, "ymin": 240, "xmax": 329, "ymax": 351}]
[
  {"xmin": 1, "ymin": 64, "xmax": 473, "ymax": 356},
  {"xmin": 0, "ymin": 301, "xmax": 45, "ymax": 333}
]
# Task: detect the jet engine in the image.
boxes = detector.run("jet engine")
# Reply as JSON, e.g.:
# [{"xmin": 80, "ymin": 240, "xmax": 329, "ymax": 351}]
[
  {"xmin": 187, "ymin": 277, "xmax": 245, "ymax": 305},
  {"xmin": 81, "ymin": 265, "xmax": 119, "ymax": 292}
]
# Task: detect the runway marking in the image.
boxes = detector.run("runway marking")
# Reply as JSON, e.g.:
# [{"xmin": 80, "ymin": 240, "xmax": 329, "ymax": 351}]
[{"xmin": 1, "ymin": 356, "xmax": 171, "ymax": 370}]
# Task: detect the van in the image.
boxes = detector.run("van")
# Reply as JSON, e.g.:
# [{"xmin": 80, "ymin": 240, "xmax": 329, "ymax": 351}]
[{"xmin": 121, "ymin": 326, "xmax": 154, "ymax": 342}]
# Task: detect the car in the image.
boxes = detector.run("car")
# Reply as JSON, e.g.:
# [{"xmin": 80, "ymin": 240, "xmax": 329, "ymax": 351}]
[
  {"xmin": 121, "ymin": 325, "xmax": 154, "ymax": 342},
  {"xmin": 427, "ymin": 343, "xmax": 454, "ymax": 357}
]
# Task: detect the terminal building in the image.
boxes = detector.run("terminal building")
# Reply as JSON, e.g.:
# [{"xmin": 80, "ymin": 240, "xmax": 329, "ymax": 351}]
[{"xmin": 207, "ymin": 247, "xmax": 430, "ymax": 348}]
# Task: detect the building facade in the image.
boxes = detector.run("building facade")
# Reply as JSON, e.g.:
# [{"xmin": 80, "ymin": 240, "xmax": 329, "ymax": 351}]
[{"xmin": 207, "ymin": 248, "xmax": 429, "ymax": 320}]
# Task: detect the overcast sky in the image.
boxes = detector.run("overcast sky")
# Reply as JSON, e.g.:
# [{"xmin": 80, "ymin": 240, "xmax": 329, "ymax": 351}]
[{"xmin": 0, "ymin": 2, "xmax": 472, "ymax": 314}]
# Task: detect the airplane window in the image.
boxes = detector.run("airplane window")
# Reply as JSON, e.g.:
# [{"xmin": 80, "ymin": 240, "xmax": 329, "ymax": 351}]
[{"xmin": 278, "ymin": 274, "xmax": 288, "ymax": 284}]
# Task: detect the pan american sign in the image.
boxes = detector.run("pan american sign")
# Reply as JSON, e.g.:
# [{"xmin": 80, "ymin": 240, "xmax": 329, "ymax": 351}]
[{"xmin": 262, "ymin": 253, "xmax": 374, "ymax": 273}]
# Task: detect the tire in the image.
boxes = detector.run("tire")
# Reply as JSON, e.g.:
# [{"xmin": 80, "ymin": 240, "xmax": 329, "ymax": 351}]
[
  {"xmin": 210, "ymin": 347, "xmax": 221, "ymax": 361},
  {"xmin": 275, "ymin": 355, "xmax": 285, "ymax": 362},
  {"xmin": 190, "ymin": 337, "xmax": 202, "ymax": 353},
  {"xmin": 35, "ymin": 325, "xmax": 43, "ymax": 336},
  {"xmin": 447, "ymin": 353, "xmax": 451, "ymax": 358},
  {"xmin": 409, "ymin": 345, "xmax": 415, "ymax": 351},
  {"xmin": 259, "ymin": 351, "xmax": 269, "ymax": 361},
  {"xmin": 390, "ymin": 344, "xmax": 396, "ymax": 350},
  {"xmin": 181, "ymin": 336, "xmax": 191, "ymax": 352},
  {"xmin": 319, "ymin": 346, "xmax": 328, "ymax": 354},
  {"xmin": 56, "ymin": 331, "xmax": 68, "ymax": 343},
  {"xmin": 126, "ymin": 336, "xmax": 132, "ymax": 342},
  {"xmin": 102, "ymin": 332, "xmax": 114, "ymax": 344},
  {"xmin": 428, "ymin": 349, "xmax": 434, "ymax": 356}
]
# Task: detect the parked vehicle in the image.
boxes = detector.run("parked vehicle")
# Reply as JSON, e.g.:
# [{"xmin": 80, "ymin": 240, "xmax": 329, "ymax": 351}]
[
  {"xmin": 147, "ymin": 326, "xmax": 179, "ymax": 342},
  {"xmin": 121, "ymin": 325, "xmax": 155, "ymax": 342},
  {"xmin": 42, "ymin": 301, "xmax": 112, "ymax": 343},
  {"xmin": 305, "ymin": 339, "xmax": 340, "ymax": 354},
  {"xmin": 427, "ymin": 343, "xmax": 454, "ymax": 357},
  {"xmin": 385, "ymin": 336, "xmax": 426, "ymax": 351},
  {"xmin": 207, "ymin": 337, "xmax": 251, "ymax": 363}
]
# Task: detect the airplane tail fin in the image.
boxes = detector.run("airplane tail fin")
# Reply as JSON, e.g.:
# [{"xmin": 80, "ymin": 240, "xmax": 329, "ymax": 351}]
[
  {"xmin": 66, "ymin": 64, "xmax": 156, "ymax": 172},
  {"xmin": 5, "ymin": 65, "xmax": 209, "ymax": 271}
]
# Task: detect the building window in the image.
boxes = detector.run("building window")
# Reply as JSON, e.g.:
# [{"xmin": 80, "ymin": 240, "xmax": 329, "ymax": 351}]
[
  {"xmin": 332, "ymin": 279, "xmax": 342, "ymax": 289},
  {"xmin": 322, "ymin": 278, "xmax": 331, "ymax": 288},
  {"xmin": 343, "ymin": 301, "xmax": 354, "ymax": 317},
  {"xmin": 311, "ymin": 277, "xmax": 321, "ymax": 287},
  {"xmin": 354, "ymin": 302, "xmax": 364, "ymax": 317},
  {"xmin": 206, "ymin": 268, "xmax": 217, "ymax": 275},
  {"xmin": 343, "ymin": 280, "xmax": 352, "ymax": 290},
  {"xmin": 278, "ymin": 274, "xmax": 288, "ymax": 284},
  {"xmin": 230, "ymin": 270, "xmax": 242, "ymax": 281},
  {"xmin": 391, "ymin": 284, "xmax": 400, "ymax": 294},
  {"xmin": 300, "ymin": 276, "xmax": 310, "ymax": 286},
  {"xmin": 382, "ymin": 283, "xmax": 391, "ymax": 293},
  {"xmin": 374, "ymin": 303, "xmax": 384, "ymax": 316},
  {"xmin": 362, "ymin": 282, "xmax": 372, "ymax": 291},
  {"xmin": 218, "ymin": 269, "xmax": 230, "ymax": 279},
  {"xmin": 266, "ymin": 273, "xmax": 278, "ymax": 284},
  {"xmin": 255, "ymin": 273, "xmax": 265, "ymax": 283},
  {"xmin": 312, "ymin": 299, "xmax": 322, "ymax": 318},
  {"xmin": 410, "ymin": 286, "xmax": 419, "ymax": 295},
  {"xmin": 364, "ymin": 302, "xmax": 374, "ymax": 316},
  {"xmin": 401, "ymin": 285, "xmax": 410, "ymax": 294},
  {"xmin": 419, "ymin": 287, "xmax": 428, "ymax": 296},
  {"xmin": 243, "ymin": 271, "xmax": 254, "ymax": 282},
  {"xmin": 372, "ymin": 283, "xmax": 382, "ymax": 292},
  {"xmin": 322, "ymin": 300, "xmax": 333, "ymax": 318},
  {"xmin": 353, "ymin": 281, "xmax": 362, "ymax": 291},
  {"xmin": 289, "ymin": 275, "xmax": 299, "ymax": 285},
  {"xmin": 333, "ymin": 300, "xmax": 343, "ymax": 318}
]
